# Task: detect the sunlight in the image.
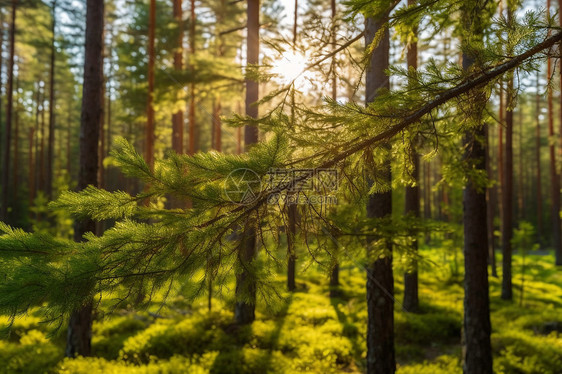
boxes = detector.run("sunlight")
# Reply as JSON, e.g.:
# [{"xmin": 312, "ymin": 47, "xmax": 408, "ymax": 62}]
[{"xmin": 270, "ymin": 50, "xmax": 314, "ymax": 89}]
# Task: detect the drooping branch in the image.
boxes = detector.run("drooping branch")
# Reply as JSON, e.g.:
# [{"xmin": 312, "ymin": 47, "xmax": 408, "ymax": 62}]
[{"xmin": 199, "ymin": 30, "xmax": 562, "ymax": 229}]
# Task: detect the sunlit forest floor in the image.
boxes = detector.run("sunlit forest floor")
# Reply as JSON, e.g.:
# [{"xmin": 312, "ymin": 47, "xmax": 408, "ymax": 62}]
[{"xmin": 1, "ymin": 245, "xmax": 562, "ymax": 374}]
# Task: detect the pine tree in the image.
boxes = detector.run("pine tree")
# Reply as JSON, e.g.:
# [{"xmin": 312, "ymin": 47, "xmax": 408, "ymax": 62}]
[{"xmin": 65, "ymin": 0, "xmax": 104, "ymax": 357}]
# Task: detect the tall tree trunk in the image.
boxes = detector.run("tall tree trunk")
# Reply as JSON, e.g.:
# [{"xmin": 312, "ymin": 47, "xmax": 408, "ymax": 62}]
[
  {"xmin": 172, "ymin": 0, "xmax": 183, "ymax": 154},
  {"xmin": 485, "ymin": 124, "xmax": 498, "ymax": 277},
  {"xmin": 286, "ymin": 0, "xmax": 298, "ymax": 293},
  {"xmin": 403, "ymin": 0, "xmax": 419, "ymax": 312},
  {"xmin": 535, "ymin": 71, "xmax": 543, "ymax": 242},
  {"xmin": 328, "ymin": 0, "xmax": 340, "ymax": 297},
  {"xmin": 29, "ymin": 126, "xmax": 35, "ymax": 206},
  {"xmin": 188, "ymin": 0, "xmax": 196, "ymax": 155},
  {"xmin": 547, "ymin": 0, "xmax": 562, "ymax": 265},
  {"xmin": 461, "ymin": 1, "xmax": 493, "ymax": 372},
  {"xmin": 365, "ymin": 11, "xmax": 395, "ymax": 374},
  {"xmin": 39, "ymin": 96, "xmax": 46, "ymax": 195},
  {"xmin": 501, "ymin": 4, "xmax": 515, "ymax": 300},
  {"xmin": 46, "ymin": 0, "xmax": 57, "ymax": 200},
  {"xmin": 234, "ymin": 0, "xmax": 259, "ymax": 325},
  {"xmin": 65, "ymin": 0, "xmax": 103, "ymax": 358},
  {"xmin": 501, "ymin": 71, "xmax": 514, "ymax": 300},
  {"xmin": 13, "ymin": 89, "xmax": 19, "ymax": 199},
  {"xmin": 145, "ymin": 0, "xmax": 156, "ymax": 170},
  {"xmin": 559, "ymin": 0, "xmax": 562, "ymax": 264},
  {"xmin": 518, "ymin": 107, "xmax": 524, "ymax": 220},
  {"xmin": 66, "ymin": 100, "xmax": 72, "ymax": 175},
  {"xmin": 1, "ymin": 0, "xmax": 17, "ymax": 221},
  {"xmin": 423, "ymin": 161, "xmax": 431, "ymax": 243}
]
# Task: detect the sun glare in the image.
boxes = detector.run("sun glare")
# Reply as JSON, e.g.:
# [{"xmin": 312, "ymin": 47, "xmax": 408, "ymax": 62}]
[{"xmin": 271, "ymin": 51, "xmax": 312, "ymax": 88}]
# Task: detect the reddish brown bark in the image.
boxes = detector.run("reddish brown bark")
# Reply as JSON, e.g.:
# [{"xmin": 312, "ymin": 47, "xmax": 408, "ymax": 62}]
[
  {"xmin": 365, "ymin": 10, "xmax": 395, "ymax": 374},
  {"xmin": 1, "ymin": 0, "xmax": 17, "ymax": 221},
  {"xmin": 172, "ymin": 0, "xmax": 183, "ymax": 154},
  {"xmin": 145, "ymin": 0, "xmax": 156, "ymax": 170},
  {"xmin": 65, "ymin": 0, "xmax": 103, "ymax": 358},
  {"xmin": 234, "ymin": 0, "xmax": 260, "ymax": 325}
]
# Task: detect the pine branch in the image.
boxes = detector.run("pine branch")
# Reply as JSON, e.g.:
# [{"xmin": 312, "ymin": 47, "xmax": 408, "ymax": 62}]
[{"xmin": 198, "ymin": 30, "xmax": 562, "ymax": 229}]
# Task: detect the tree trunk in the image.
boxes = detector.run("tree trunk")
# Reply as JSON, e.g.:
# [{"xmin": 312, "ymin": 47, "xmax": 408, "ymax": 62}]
[
  {"xmin": 461, "ymin": 2, "xmax": 493, "ymax": 372},
  {"xmin": 485, "ymin": 125, "xmax": 498, "ymax": 277},
  {"xmin": 13, "ymin": 87, "xmax": 19, "ymax": 198},
  {"xmin": 1, "ymin": 0, "xmax": 17, "ymax": 221},
  {"xmin": 172, "ymin": 0, "xmax": 183, "ymax": 154},
  {"xmin": 365, "ymin": 11, "xmax": 395, "ymax": 374},
  {"xmin": 46, "ymin": 0, "xmax": 57, "ymax": 200},
  {"xmin": 403, "ymin": 0, "xmax": 419, "ymax": 312},
  {"xmin": 65, "ymin": 0, "xmax": 103, "ymax": 358},
  {"xmin": 234, "ymin": 0, "xmax": 259, "ymax": 325},
  {"xmin": 501, "ymin": 72, "xmax": 514, "ymax": 300},
  {"xmin": 286, "ymin": 0, "xmax": 298, "ymax": 293},
  {"xmin": 423, "ymin": 161, "xmax": 431, "ymax": 243},
  {"xmin": 535, "ymin": 70, "xmax": 543, "ymax": 243},
  {"xmin": 547, "ymin": 0, "xmax": 562, "ymax": 265},
  {"xmin": 188, "ymin": 0, "xmax": 196, "ymax": 155},
  {"xmin": 145, "ymin": 0, "xmax": 156, "ymax": 170},
  {"xmin": 28, "ymin": 126, "xmax": 35, "ymax": 206},
  {"xmin": 145, "ymin": 0, "xmax": 156, "ymax": 169},
  {"xmin": 328, "ymin": 0, "xmax": 339, "ymax": 295}
]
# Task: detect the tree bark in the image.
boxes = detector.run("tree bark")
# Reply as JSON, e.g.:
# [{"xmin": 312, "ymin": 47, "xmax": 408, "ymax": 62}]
[
  {"xmin": 328, "ymin": 0, "xmax": 339, "ymax": 295},
  {"xmin": 65, "ymin": 0, "xmax": 103, "ymax": 358},
  {"xmin": 365, "ymin": 11, "xmax": 395, "ymax": 374},
  {"xmin": 28, "ymin": 126, "xmax": 35, "ymax": 206},
  {"xmin": 547, "ymin": 0, "xmax": 562, "ymax": 265},
  {"xmin": 485, "ymin": 125, "xmax": 498, "ymax": 277},
  {"xmin": 46, "ymin": 0, "xmax": 57, "ymax": 200},
  {"xmin": 145, "ymin": 0, "xmax": 156, "ymax": 170},
  {"xmin": 172, "ymin": 0, "xmax": 183, "ymax": 154},
  {"xmin": 403, "ymin": 0, "xmax": 419, "ymax": 312},
  {"xmin": 535, "ymin": 70, "xmax": 543, "ymax": 243},
  {"xmin": 188, "ymin": 0, "xmax": 196, "ymax": 155},
  {"xmin": 1, "ymin": 0, "xmax": 17, "ymax": 221},
  {"xmin": 501, "ymin": 73, "xmax": 513, "ymax": 300},
  {"xmin": 234, "ymin": 0, "xmax": 259, "ymax": 325},
  {"xmin": 461, "ymin": 2, "xmax": 493, "ymax": 372}
]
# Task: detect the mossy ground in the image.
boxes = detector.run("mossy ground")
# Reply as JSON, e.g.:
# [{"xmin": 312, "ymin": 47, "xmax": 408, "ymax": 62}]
[{"xmin": 1, "ymin": 246, "xmax": 561, "ymax": 373}]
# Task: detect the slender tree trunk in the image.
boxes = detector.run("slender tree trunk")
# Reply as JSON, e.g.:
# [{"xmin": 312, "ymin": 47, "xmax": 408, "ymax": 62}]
[
  {"xmin": 461, "ymin": 2, "xmax": 493, "ymax": 372},
  {"xmin": 1, "ymin": 0, "xmax": 17, "ymax": 221},
  {"xmin": 403, "ymin": 0, "xmax": 419, "ymax": 312},
  {"xmin": 365, "ymin": 11, "xmax": 395, "ymax": 374},
  {"xmin": 501, "ymin": 71, "xmax": 514, "ymax": 300},
  {"xmin": 518, "ymin": 107, "xmax": 524, "ymax": 220},
  {"xmin": 213, "ymin": 100, "xmax": 222, "ymax": 151},
  {"xmin": 328, "ymin": 0, "xmax": 340, "ymax": 295},
  {"xmin": 144, "ymin": 0, "xmax": 156, "ymax": 170},
  {"xmin": 498, "ymin": 84, "xmax": 504, "ymax": 237},
  {"xmin": 286, "ymin": 0, "xmax": 298, "ymax": 292},
  {"xmin": 66, "ymin": 100, "xmax": 72, "ymax": 175},
  {"xmin": 423, "ymin": 161, "xmax": 431, "ymax": 243},
  {"xmin": 172, "ymin": 0, "xmax": 183, "ymax": 154},
  {"xmin": 535, "ymin": 71, "xmax": 543, "ymax": 242},
  {"xmin": 39, "ymin": 96, "xmax": 46, "ymax": 195},
  {"xmin": 65, "ymin": 0, "xmax": 103, "ymax": 358},
  {"xmin": 29, "ymin": 126, "xmax": 35, "ymax": 206},
  {"xmin": 485, "ymin": 125, "xmax": 498, "ymax": 277},
  {"xmin": 13, "ymin": 89, "xmax": 19, "ymax": 198},
  {"xmin": 547, "ymin": 0, "xmax": 562, "ymax": 265},
  {"xmin": 46, "ymin": 0, "xmax": 57, "ymax": 200},
  {"xmin": 234, "ymin": 0, "xmax": 259, "ymax": 325},
  {"xmin": 188, "ymin": 0, "xmax": 196, "ymax": 155}
]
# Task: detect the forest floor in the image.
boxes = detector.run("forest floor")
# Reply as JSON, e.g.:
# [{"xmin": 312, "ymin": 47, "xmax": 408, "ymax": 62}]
[{"xmin": 1, "ymin": 245, "xmax": 562, "ymax": 373}]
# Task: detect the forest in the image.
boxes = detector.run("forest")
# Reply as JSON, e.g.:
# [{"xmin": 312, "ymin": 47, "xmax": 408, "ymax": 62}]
[{"xmin": 0, "ymin": 0, "xmax": 562, "ymax": 373}]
